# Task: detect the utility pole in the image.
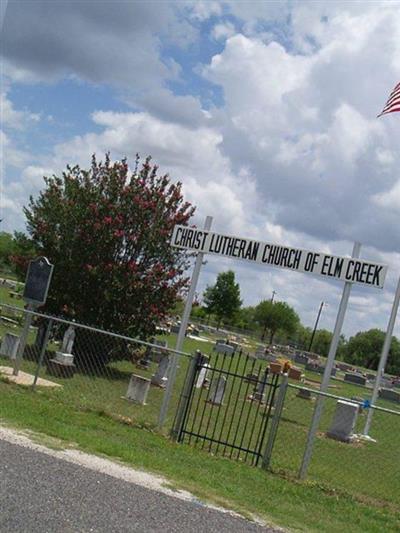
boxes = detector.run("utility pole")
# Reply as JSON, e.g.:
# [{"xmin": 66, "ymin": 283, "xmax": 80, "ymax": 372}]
[{"xmin": 308, "ymin": 301, "xmax": 325, "ymax": 352}]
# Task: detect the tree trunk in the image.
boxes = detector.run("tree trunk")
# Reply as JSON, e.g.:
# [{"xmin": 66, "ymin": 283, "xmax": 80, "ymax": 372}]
[
  {"xmin": 261, "ymin": 323, "xmax": 268, "ymax": 342},
  {"xmin": 269, "ymin": 329, "xmax": 275, "ymax": 346}
]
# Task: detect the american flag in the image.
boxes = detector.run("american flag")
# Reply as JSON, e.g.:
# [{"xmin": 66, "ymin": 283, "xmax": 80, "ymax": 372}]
[{"xmin": 378, "ymin": 82, "xmax": 400, "ymax": 117}]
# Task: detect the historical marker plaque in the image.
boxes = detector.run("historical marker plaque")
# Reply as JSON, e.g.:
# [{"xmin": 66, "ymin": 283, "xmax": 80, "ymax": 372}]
[{"xmin": 23, "ymin": 256, "xmax": 54, "ymax": 306}]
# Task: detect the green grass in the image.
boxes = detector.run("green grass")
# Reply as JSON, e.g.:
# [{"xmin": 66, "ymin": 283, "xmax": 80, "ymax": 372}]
[
  {"xmin": 1, "ymin": 380, "xmax": 399, "ymax": 533},
  {"xmin": 1, "ymin": 307, "xmax": 400, "ymax": 531}
]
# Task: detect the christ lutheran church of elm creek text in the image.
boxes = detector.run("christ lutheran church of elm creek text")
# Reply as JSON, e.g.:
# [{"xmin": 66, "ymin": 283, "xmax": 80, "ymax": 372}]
[{"xmin": 171, "ymin": 226, "xmax": 387, "ymax": 289}]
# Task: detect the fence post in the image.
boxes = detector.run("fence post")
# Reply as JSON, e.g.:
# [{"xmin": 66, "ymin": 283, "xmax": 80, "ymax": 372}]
[
  {"xmin": 261, "ymin": 373, "xmax": 289, "ymax": 470},
  {"xmin": 171, "ymin": 350, "xmax": 202, "ymax": 441},
  {"xmin": 32, "ymin": 319, "xmax": 53, "ymax": 390},
  {"xmin": 13, "ymin": 304, "xmax": 35, "ymax": 376}
]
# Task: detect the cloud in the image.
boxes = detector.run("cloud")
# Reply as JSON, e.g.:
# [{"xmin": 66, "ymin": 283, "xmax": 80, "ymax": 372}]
[
  {"xmin": 1, "ymin": 1, "xmax": 190, "ymax": 89},
  {"xmin": 1, "ymin": 91, "xmax": 40, "ymax": 130}
]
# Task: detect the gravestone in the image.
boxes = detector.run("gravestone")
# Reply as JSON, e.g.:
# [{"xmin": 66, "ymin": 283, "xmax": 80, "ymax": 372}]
[
  {"xmin": 337, "ymin": 362, "xmax": 354, "ymax": 372},
  {"xmin": 208, "ymin": 376, "xmax": 226, "ymax": 405},
  {"xmin": 294, "ymin": 353, "xmax": 308, "ymax": 365},
  {"xmin": 196, "ymin": 358, "xmax": 210, "ymax": 389},
  {"xmin": 326, "ymin": 400, "xmax": 359, "ymax": 442},
  {"xmin": 252, "ymin": 368, "xmax": 269, "ymax": 402},
  {"xmin": 213, "ymin": 342, "xmax": 235, "ymax": 355},
  {"xmin": 288, "ymin": 366, "xmax": 302, "ymax": 381},
  {"xmin": 0, "ymin": 333, "xmax": 20, "ymax": 359},
  {"xmin": 55, "ymin": 325, "xmax": 75, "ymax": 365},
  {"xmin": 47, "ymin": 325, "xmax": 77, "ymax": 378},
  {"xmin": 366, "ymin": 373, "xmax": 376, "ymax": 382},
  {"xmin": 297, "ymin": 388, "xmax": 313, "ymax": 400},
  {"xmin": 344, "ymin": 373, "xmax": 366, "ymax": 386},
  {"xmin": 379, "ymin": 388, "xmax": 400, "ymax": 403},
  {"xmin": 305, "ymin": 362, "xmax": 324, "ymax": 374},
  {"xmin": 170, "ymin": 324, "xmax": 181, "ymax": 334},
  {"xmin": 126, "ymin": 374, "xmax": 150, "ymax": 405},
  {"xmin": 151, "ymin": 354, "xmax": 169, "ymax": 387}
]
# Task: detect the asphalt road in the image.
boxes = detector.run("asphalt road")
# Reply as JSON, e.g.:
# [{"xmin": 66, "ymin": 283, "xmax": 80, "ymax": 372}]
[{"xmin": 0, "ymin": 438, "xmax": 277, "ymax": 532}]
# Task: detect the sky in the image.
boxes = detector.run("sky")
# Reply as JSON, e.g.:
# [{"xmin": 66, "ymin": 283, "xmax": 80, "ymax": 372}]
[{"xmin": 1, "ymin": 0, "xmax": 400, "ymax": 338}]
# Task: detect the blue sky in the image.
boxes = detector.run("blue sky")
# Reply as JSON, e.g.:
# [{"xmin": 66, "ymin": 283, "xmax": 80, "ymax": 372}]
[{"xmin": 2, "ymin": 0, "xmax": 400, "ymax": 337}]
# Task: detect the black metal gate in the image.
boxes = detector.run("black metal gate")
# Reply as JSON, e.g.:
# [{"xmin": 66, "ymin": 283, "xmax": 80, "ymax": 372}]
[{"xmin": 173, "ymin": 349, "xmax": 282, "ymax": 466}]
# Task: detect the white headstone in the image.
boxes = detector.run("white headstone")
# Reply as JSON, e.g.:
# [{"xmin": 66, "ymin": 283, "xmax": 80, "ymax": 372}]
[
  {"xmin": 0, "ymin": 333, "xmax": 20, "ymax": 359},
  {"xmin": 61, "ymin": 325, "xmax": 76, "ymax": 354},
  {"xmin": 126, "ymin": 374, "xmax": 151, "ymax": 405},
  {"xmin": 196, "ymin": 363, "xmax": 210, "ymax": 388},
  {"xmin": 208, "ymin": 376, "xmax": 226, "ymax": 405},
  {"xmin": 327, "ymin": 400, "xmax": 359, "ymax": 442}
]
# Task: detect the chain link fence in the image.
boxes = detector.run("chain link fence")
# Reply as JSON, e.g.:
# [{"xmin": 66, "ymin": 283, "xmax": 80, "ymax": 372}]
[
  {"xmin": 269, "ymin": 383, "xmax": 400, "ymax": 510},
  {"xmin": 0, "ymin": 304, "xmax": 192, "ymax": 431}
]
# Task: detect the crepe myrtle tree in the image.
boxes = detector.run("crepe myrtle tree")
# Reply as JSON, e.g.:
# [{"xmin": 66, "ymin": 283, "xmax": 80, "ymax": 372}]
[{"xmin": 22, "ymin": 154, "xmax": 195, "ymax": 363}]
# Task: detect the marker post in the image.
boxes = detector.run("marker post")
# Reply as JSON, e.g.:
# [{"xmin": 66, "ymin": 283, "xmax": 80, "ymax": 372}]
[
  {"xmin": 299, "ymin": 242, "xmax": 361, "ymax": 479},
  {"xmin": 158, "ymin": 216, "xmax": 213, "ymax": 429}
]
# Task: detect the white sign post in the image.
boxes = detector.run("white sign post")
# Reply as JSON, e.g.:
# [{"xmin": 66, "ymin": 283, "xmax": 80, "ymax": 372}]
[
  {"xmin": 158, "ymin": 216, "xmax": 213, "ymax": 429},
  {"xmin": 299, "ymin": 242, "xmax": 361, "ymax": 479},
  {"xmin": 362, "ymin": 274, "xmax": 400, "ymax": 438}
]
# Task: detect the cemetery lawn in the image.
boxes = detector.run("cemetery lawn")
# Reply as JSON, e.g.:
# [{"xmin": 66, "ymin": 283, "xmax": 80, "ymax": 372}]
[{"xmin": 1, "ymin": 380, "xmax": 400, "ymax": 533}]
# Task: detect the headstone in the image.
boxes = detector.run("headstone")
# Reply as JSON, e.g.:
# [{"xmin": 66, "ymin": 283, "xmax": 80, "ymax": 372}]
[
  {"xmin": 196, "ymin": 362, "xmax": 210, "ymax": 389},
  {"xmin": 326, "ymin": 400, "xmax": 359, "ymax": 442},
  {"xmin": 379, "ymin": 388, "xmax": 400, "ymax": 403},
  {"xmin": 0, "ymin": 333, "xmax": 20, "ymax": 359},
  {"xmin": 288, "ymin": 366, "xmax": 302, "ymax": 381},
  {"xmin": 269, "ymin": 362, "xmax": 282, "ymax": 374},
  {"xmin": 366, "ymin": 373, "xmax": 376, "ymax": 381},
  {"xmin": 213, "ymin": 343, "xmax": 234, "ymax": 355},
  {"xmin": 126, "ymin": 374, "xmax": 150, "ymax": 405},
  {"xmin": 337, "ymin": 362, "xmax": 354, "ymax": 372},
  {"xmin": 151, "ymin": 354, "xmax": 169, "ymax": 387},
  {"xmin": 170, "ymin": 324, "xmax": 181, "ymax": 334},
  {"xmin": 305, "ymin": 362, "xmax": 324, "ymax": 374},
  {"xmin": 344, "ymin": 373, "xmax": 367, "ymax": 386},
  {"xmin": 296, "ymin": 388, "xmax": 313, "ymax": 400},
  {"xmin": 55, "ymin": 325, "xmax": 76, "ymax": 366},
  {"xmin": 208, "ymin": 376, "xmax": 226, "ymax": 405},
  {"xmin": 252, "ymin": 368, "xmax": 269, "ymax": 401},
  {"xmin": 294, "ymin": 353, "xmax": 308, "ymax": 365}
]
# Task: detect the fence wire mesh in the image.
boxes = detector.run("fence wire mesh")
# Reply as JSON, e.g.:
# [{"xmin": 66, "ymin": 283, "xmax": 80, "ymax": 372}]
[
  {"xmin": 270, "ymin": 383, "xmax": 400, "ymax": 510},
  {"xmin": 0, "ymin": 304, "xmax": 192, "ymax": 431}
]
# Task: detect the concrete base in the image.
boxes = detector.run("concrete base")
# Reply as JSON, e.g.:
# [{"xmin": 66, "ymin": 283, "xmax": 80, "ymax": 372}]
[
  {"xmin": 55, "ymin": 351, "xmax": 74, "ymax": 365},
  {"xmin": 0, "ymin": 366, "xmax": 61, "ymax": 387},
  {"xmin": 46, "ymin": 358, "xmax": 76, "ymax": 378}
]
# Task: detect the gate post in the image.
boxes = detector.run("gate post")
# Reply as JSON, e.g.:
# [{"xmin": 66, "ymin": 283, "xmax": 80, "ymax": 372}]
[
  {"xmin": 171, "ymin": 350, "xmax": 203, "ymax": 441},
  {"xmin": 261, "ymin": 373, "xmax": 289, "ymax": 470}
]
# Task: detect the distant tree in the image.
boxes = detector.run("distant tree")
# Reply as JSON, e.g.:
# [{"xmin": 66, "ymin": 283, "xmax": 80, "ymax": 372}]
[
  {"xmin": 203, "ymin": 270, "xmax": 242, "ymax": 328},
  {"xmin": 10, "ymin": 232, "xmax": 37, "ymax": 281},
  {"xmin": 20, "ymin": 153, "xmax": 195, "ymax": 347},
  {"xmin": 254, "ymin": 300, "xmax": 300, "ymax": 345},
  {"xmin": 0, "ymin": 232, "xmax": 14, "ymax": 272},
  {"xmin": 344, "ymin": 329, "xmax": 400, "ymax": 374},
  {"xmin": 235, "ymin": 306, "xmax": 257, "ymax": 331}
]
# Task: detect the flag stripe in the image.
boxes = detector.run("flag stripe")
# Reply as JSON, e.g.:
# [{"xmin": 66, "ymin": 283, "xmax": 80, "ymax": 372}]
[{"xmin": 378, "ymin": 82, "xmax": 400, "ymax": 117}]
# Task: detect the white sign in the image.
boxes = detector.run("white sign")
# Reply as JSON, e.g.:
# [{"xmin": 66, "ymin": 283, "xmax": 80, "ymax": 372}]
[{"xmin": 171, "ymin": 225, "xmax": 387, "ymax": 289}]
